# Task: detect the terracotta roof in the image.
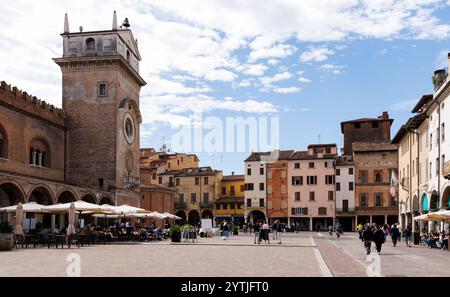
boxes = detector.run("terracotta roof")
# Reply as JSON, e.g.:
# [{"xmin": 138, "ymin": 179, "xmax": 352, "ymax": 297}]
[
  {"xmin": 244, "ymin": 150, "xmax": 294, "ymax": 162},
  {"xmin": 411, "ymin": 94, "xmax": 433, "ymax": 113},
  {"xmin": 307, "ymin": 144, "xmax": 336, "ymax": 148},
  {"xmin": 289, "ymin": 151, "xmax": 337, "ymax": 160},
  {"xmin": 159, "ymin": 166, "xmax": 221, "ymax": 177},
  {"xmin": 222, "ymin": 174, "xmax": 245, "ymax": 181},
  {"xmin": 140, "ymin": 184, "xmax": 176, "ymax": 192},
  {"xmin": 340, "ymin": 115, "xmax": 394, "ymax": 133}
]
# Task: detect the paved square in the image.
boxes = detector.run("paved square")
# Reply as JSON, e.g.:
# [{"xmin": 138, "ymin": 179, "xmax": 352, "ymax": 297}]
[{"xmin": 0, "ymin": 232, "xmax": 448, "ymax": 277}]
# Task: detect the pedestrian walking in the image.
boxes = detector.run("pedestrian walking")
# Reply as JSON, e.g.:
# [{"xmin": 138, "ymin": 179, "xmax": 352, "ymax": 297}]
[
  {"xmin": 373, "ymin": 225, "xmax": 385, "ymax": 255},
  {"xmin": 328, "ymin": 225, "xmax": 333, "ymax": 237},
  {"xmin": 262, "ymin": 221, "xmax": 270, "ymax": 244},
  {"xmin": 390, "ymin": 224, "xmax": 400, "ymax": 247},
  {"xmin": 356, "ymin": 223, "xmax": 364, "ymax": 241},
  {"xmin": 362, "ymin": 225, "xmax": 373, "ymax": 255},
  {"xmin": 276, "ymin": 222, "xmax": 283, "ymax": 244},
  {"xmin": 272, "ymin": 221, "xmax": 279, "ymax": 240},
  {"xmin": 253, "ymin": 221, "xmax": 260, "ymax": 244},
  {"xmin": 404, "ymin": 225, "xmax": 413, "ymax": 247}
]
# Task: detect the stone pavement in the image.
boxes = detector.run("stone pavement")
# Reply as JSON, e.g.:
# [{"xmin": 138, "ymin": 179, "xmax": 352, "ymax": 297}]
[
  {"xmin": 325, "ymin": 232, "xmax": 450, "ymax": 277},
  {"xmin": 0, "ymin": 232, "xmax": 448, "ymax": 277}
]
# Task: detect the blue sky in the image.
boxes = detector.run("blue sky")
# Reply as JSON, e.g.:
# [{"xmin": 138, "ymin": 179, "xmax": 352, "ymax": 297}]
[{"xmin": 2, "ymin": 1, "xmax": 450, "ymax": 175}]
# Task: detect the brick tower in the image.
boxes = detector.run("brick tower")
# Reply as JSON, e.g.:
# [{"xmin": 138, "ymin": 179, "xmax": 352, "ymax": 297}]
[{"xmin": 54, "ymin": 12, "xmax": 146, "ymax": 206}]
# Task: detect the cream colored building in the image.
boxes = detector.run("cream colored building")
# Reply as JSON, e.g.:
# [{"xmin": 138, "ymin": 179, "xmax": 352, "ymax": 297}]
[{"xmin": 158, "ymin": 167, "xmax": 222, "ymax": 225}]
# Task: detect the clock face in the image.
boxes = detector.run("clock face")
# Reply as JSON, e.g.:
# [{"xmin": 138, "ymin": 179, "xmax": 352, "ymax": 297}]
[{"xmin": 123, "ymin": 112, "xmax": 135, "ymax": 145}]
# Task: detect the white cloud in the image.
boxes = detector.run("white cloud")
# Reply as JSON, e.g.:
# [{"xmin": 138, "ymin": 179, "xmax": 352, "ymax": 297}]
[
  {"xmin": 300, "ymin": 47, "xmax": 335, "ymax": 62},
  {"xmin": 320, "ymin": 64, "xmax": 346, "ymax": 74},
  {"xmin": 301, "ymin": 108, "xmax": 312, "ymax": 112},
  {"xmin": 237, "ymin": 79, "xmax": 252, "ymax": 87},
  {"xmin": 267, "ymin": 59, "xmax": 279, "ymax": 66},
  {"xmin": 259, "ymin": 71, "xmax": 292, "ymax": 85},
  {"xmin": 298, "ymin": 77, "xmax": 312, "ymax": 83},
  {"xmin": 205, "ymin": 69, "xmax": 237, "ymax": 82},
  {"xmin": 273, "ymin": 87, "xmax": 301, "ymax": 94},
  {"xmin": 248, "ymin": 44, "xmax": 297, "ymax": 62},
  {"xmin": 240, "ymin": 64, "xmax": 268, "ymax": 76}
]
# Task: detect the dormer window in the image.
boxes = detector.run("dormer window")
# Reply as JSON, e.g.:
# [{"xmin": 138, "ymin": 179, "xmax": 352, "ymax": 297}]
[{"xmin": 86, "ymin": 38, "xmax": 95, "ymax": 51}]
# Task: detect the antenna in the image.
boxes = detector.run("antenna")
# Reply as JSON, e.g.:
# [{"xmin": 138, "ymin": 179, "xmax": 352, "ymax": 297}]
[{"xmin": 318, "ymin": 134, "xmax": 321, "ymax": 144}]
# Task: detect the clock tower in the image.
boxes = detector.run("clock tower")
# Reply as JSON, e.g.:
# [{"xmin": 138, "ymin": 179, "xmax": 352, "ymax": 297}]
[{"xmin": 54, "ymin": 12, "xmax": 146, "ymax": 206}]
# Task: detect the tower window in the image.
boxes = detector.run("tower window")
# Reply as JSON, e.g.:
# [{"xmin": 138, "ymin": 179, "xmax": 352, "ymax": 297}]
[
  {"xmin": 86, "ymin": 38, "xmax": 95, "ymax": 51},
  {"xmin": 126, "ymin": 50, "xmax": 131, "ymax": 62},
  {"xmin": 98, "ymin": 83, "xmax": 107, "ymax": 97},
  {"xmin": 0, "ymin": 127, "xmax": 6, "ymax": 158}
]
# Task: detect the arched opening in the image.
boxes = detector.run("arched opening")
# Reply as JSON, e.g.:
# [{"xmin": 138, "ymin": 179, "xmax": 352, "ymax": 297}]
[
  {"xmin": 188, "ymin": 210, "xmax": 200, "ymax": 226},
  {"xmin": 430, "ymin": 191, "xmax": 439, "ymax": 211},
  {"xmin": 405, "ymin": 197, "xmax": 410, "ymax": 213},
  {"xmin": 57, "ymin": 190, "xmax": 76, "ymax": 204},
  {"xmin": 0, "ymin": 125, "xmax": 7, "ymax": 159},
  {"xmin": 86, "ymin": 38, "xmax": 95, "ymax": 51},
  {"xmin": 421, "ymin": 193, "xmax": 429, "ymax": 212},
  {"xmin": 99, "ymin": 196, "xmax": 113, "ymax": 205},
  {"xmin": 442, "ymin": 187, "xmax": 450, "ymax": 209},
  {"xmin": 247, "ymin": 210, "xmax": 266, "ymax": 224},
  {"xmin": 0, "ymin": 182, "xmax": 24, "ymax": 207},
  {"xmin": 29, "ymin": 138, "xmax": 50, "ymax": 168},
  {"xmin": 175, "ymin": 211, "xmax": 186, "ymax": 225},
  {"xmin": 82, "ymin": 194, "xmax": 96, "ymax": 204},
  {"xmin": 28, "ymin": 186, "xmax": 54, "ymax": 229},
  {"xmin": 201, "ymin": 210, "xmax": 213, "ymax": 219}
]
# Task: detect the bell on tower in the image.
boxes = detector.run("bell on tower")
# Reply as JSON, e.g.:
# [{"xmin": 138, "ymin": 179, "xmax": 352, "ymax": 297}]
[{"xmin": 121, "ymin": 18, "xmax": 130, "ymax": 29}]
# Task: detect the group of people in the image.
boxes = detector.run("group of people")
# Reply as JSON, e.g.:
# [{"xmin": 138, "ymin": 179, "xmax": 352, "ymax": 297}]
[
  {"xmin": 421, "ymin": 229, "xmax": 448, "ymax": 250},
  {"xmin": 327, "ymin": 223, "xmax": 343, "ymax": 237},
  {"xmin": 359, "ymin": 223, "xmax": 413, "ymax": 255}
]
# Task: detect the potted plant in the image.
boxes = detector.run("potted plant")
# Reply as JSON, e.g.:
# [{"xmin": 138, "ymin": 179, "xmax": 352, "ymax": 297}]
[
  {"xmin": 232, "ymin": 225, "xmax": 239, "ymax": 235},
  {"xmin": 170, "ymin": 224, "xmax": 182, "ymax": 243},
  {"xmin": 0, "ymin": 221, "xmax": 14, "ymax": 251}
]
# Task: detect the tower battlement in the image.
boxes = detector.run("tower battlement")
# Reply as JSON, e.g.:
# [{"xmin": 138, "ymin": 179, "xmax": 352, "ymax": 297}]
[{"xmin": 0, "ymin": 81, "xmax": 65, "ymax": 127}]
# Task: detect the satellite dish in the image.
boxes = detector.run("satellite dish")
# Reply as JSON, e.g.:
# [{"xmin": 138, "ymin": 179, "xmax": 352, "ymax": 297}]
[{"xmin": 122, "ymin": 18, "xmax": 130, "ymax": 28}]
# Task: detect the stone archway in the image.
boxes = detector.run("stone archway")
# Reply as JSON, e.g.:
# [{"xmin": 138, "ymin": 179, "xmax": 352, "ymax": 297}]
[
  {"xmin": 175, "ymin": 210, "xmax": 186, "ymax": 225},
  {"xmin": 421, "ymin": 193, "xmax": 429, "ymax": 212},
  {"xmin": 430, "ymin": 191, "xmax": 439, "ymax": 211},
  {"xmin": 28, "ymin": 186, "xmax": 54, "ymax": 205},
  {"xmin": 99, "ymin": 196, "xmax": 113, "ymax": 205},
  {"xmin": 0, "ymin": 182, "xmax": 25, "ymax": 207},
  {"xmin": 247, "ymin": 210, "xmax": 266, "ymax": 224},
  {"xmin": 82, "ymin": 194, "xmax": 96, "ymax": 204},
  {"xmin": 201, "ymin": 210, "xmax": 213, "ymax": 219},
  {"xmin": 28, "ymin": 186, "xmax": 54, "ymax": 229},
  {"xmin": 57, "ymin": 190, "xmax": 77, "ymax": 204},
  {"xmin": 188, "ymin": 210, "xmax": 200, "ymax": 226},
  {"xmin": 441, "ymin": 187, "xmax": 450, "ymax": 209}
]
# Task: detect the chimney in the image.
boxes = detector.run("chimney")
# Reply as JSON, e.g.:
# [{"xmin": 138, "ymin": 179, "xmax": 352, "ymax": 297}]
[
  {"xmin": 381, "ymin": 111, "xmax": 389, "ymax": 120},
  {"xmin": 112, "ymin": 10, "xmax": 118, "ymax": 30},
  {"xmin": 231, "ymin": 171, "xmax": 235, "ymax": 176}
]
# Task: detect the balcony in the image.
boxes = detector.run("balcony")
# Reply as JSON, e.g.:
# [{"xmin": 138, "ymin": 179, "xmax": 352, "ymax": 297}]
[
  {"xmin": 336, "ymin": 207, "xmax": 355, "ymax": 215},
  {"xmin": 174, "ymin": 202, "xmax": 186, "ymax": 209},
  {"xmin": 355, "ymin": 206, "xmax": 398, "ymax": 214},
  {"xmin": 444, "ymin": 161, "xmax": 450, "ymax": 180},
  {"xmin": 200, "ymin": 201, "xmax": 214, "ymax": 209}
]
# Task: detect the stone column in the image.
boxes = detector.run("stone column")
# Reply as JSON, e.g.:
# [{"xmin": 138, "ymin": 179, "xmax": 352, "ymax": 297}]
[
  {"xmin": 59, "ymin": 213, "xmax": 65, "ymax": 231},
  {"xmin": 309, "ymin": 217, "xmax": 313, "ymax": 231},
  {"xmin": 31, "ymin": 150, "xmax": 36, "ymax": 165},
  {"xmin": 355, "ymin": 215, "xmax": 359, "ymax": 229},
  {"xmin": 51, "ymin": 214, "xmax": 56, "ymax": 233},
  {"xmin": 384, "ymin": 215, "xmax": 388, "ymax": 225},
  {"xmin": 37, "ymin": 152, "xmax": 43, "ymax": 167},
  {"xmin": 369, "ymin": 216, "xmax": 373, "ymax": 225}
]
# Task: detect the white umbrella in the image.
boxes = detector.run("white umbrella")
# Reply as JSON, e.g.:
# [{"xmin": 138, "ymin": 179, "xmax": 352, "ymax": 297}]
[
  {"xmin": 161, "ymin": 212, "xmax": 182, "ymax": 220},
  {"xmin": 14, "ymin": 202, "xmax": 24, "ymax": 236},
  {"xmin": 131, "ymin": 212, "xmax": 164, "ymax": 219},
  {"xmin": 42, "ymin": 200, "xmax": 102, "ymax": 213},
  {"xmin": 113, "ymin": 204, "xmax": 147, "ymax": 215},
  {"xmin": 92, "ymin": 214, "xmax": 121, "ymax": 219},
  {"xmin": 66, "ymin": 202, "xmax": 76, "ymax": 236},
  {"xmin": 0, "ymin": 202, "xmax": 47, "ymax": 213}
]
